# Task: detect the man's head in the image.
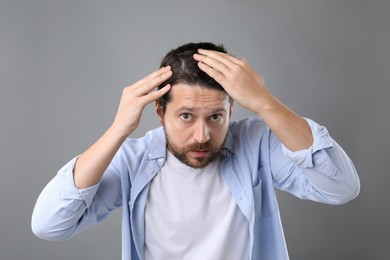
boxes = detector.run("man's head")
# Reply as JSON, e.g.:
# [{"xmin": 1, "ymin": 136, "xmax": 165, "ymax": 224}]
[
  {"xmin": 156, "ymin": 42, "xmax": 234, "ymax": 168},
  {"xmin": 157, "ymin": 42, "xmax": 232, "ymax": 111}
]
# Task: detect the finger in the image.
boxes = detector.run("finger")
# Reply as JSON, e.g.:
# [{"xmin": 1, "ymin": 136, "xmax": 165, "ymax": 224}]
[
  {"xmin": 196, "ymin": 61, "xmax": 225, "ymax": 84},
  {"xmin": 136, "ymin": 66, "xmax": 171, "ymax": 88},
  {"xmin": 140, "ymin": 84, "xmax": 171, "ymax": 105},
  {"xmin": 197, "ymin": 49, "xmax": 242, "ymax": 67},
  {"xmin": 142, "ymin": 66, "xmax": 171, "ymax": 83},
  {"xmin": 193, "ymin": 53, "xmax": 231, "ymax": 75},
  {"xmin": 133, "ymin": 67, "xmax": 172, "ymax": 95}
]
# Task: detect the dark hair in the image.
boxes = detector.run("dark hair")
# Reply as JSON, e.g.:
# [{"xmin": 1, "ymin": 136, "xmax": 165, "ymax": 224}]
[{"xmin": 157, "ymin": 42, "xmax": 232, "ymax": 111}]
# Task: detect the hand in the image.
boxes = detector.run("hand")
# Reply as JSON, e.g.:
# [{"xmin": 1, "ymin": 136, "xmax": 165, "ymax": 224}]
[
  {"xmin": 194, "ymin": 49, "xmax": 313, "ymax": 151},
  {"xmin": 193, "ymin": 49, "xmax": 274, "ymax": 116},
  {"xmin": 112, "ymin": 66, "xmax": 172, "ymax": 136}
]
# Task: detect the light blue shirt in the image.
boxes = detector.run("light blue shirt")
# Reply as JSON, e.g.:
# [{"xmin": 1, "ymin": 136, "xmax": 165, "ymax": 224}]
[{"xmin": 32, "ymin": 116, "xmax": 360, "ymax": 260}]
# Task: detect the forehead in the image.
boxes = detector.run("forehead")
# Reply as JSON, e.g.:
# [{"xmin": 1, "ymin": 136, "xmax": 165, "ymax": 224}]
[{"xmin": 167, "ymin": 83, "xmax": 230, "ymax": 111}]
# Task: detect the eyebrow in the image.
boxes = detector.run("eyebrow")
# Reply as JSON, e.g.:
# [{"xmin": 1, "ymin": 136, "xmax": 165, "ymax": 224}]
[{"xmin": 175, "ymin": 106, "xmax": 227, "ymax": 114}]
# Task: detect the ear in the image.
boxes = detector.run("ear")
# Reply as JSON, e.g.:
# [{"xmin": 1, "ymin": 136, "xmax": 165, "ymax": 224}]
[
  {"xmin": 155, "ymin": 101, "xmax": 164, "ymax": 125},
  {"xmin": 229, "ymin": 100, "xmax": 234, "ymax": 118}
]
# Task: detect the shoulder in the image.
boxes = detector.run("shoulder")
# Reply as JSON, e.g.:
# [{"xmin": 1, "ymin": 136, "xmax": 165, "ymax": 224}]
[
  {"xmin": 122, "ymin": 127, "xmax": 164, "ymax": 152},
  {"xmin": 229, "ymin": 116, "xmax": 268, "ymax": 137},
  {"xmin": 112, "ymin": 127, "xmax": 165, "ymax": 171},
  {"xmin": 224, "ymin": 116, "xmax": 270, "ymax": 155}
]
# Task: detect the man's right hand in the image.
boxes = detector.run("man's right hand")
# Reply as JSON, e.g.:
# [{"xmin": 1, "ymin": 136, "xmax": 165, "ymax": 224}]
[
  {"xmin": 73, "ymin": 66, "xmax": 172, "ymax": 189},
  {"xmin": 112, "ymin": 66, "xmax": 172, "ymax": 137}
]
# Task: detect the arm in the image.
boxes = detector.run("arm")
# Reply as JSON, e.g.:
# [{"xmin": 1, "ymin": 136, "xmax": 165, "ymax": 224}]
[
  {"xmin": 194, "ymin": 50, "xmax": 359, "ymax": 203},
  {"xmin": 32, "ymin": 157, "xmax": 122, "ymax": 240},
  {"xmin": 32, "ymin": 67, "xmax": 172, "ymax": 239},
  {"xmin": 270, "ymin": 118, "xmax": 360, "ymax": 204},
  {"xmin": 193, "ymin": 50, "xmax": 312, "ymax": 151},
  {"xmin": 74, "ymin": 66, "xmax": 172, "ymax": 188}
]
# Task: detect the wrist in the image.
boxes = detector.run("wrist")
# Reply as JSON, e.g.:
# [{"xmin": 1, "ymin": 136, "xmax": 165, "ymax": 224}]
[
  {"xmin": 108, "ymin": 122, "xmax": 134, "ymax": 141},
  {"xmin": 253, "ymin": 94, "xmax": 283, "ymax": 118}
]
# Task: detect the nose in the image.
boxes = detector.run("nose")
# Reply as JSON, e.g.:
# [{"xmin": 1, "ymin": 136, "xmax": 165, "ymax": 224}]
[{"xmin": 193, "ymin": 120, "xmax": 210, "ymax": 144}]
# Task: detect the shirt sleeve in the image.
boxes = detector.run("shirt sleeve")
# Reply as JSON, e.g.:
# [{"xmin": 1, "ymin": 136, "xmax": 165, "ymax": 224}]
[
  {"xmin": 31, "ymin": 156, "xmax": 122, "ymax": 241},
  {"xmin": 57, "ymin": 156, "xmax": 101, "ymax": 207},
  {"xmin": 270, "ymin": 118, "xmax": 360, "ymax": 204},
  {"xmin": 281, "ymin": 118, "xmax": 334, "ymax": 168}
]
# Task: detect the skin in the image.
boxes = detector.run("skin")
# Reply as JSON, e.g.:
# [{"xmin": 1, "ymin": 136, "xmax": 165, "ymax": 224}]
[
  {"xmin": 156, "ymin": 83, "xmax": 232, "ymax": 168},
  {"xmin": 193, "ymin": 49, "xmax": 313, "ymax": 151},
  {"xmin": 73, "ymin": 50, "xmax": 313, "ymax": 189},
  {"xmin": 73, "ymin": 66, "xmax": 172, "ymax": 188}
]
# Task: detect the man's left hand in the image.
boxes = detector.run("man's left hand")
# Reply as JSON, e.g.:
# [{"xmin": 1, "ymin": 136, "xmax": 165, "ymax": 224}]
[{"xmin": 193, "ymin": 49, "xmax": 273, "ymax": 116}]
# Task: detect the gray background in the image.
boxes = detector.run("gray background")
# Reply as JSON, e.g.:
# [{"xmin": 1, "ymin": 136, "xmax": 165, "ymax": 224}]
[{"xmin": 1, "ymin": 0, "xmax": 389, "ymax": 259}]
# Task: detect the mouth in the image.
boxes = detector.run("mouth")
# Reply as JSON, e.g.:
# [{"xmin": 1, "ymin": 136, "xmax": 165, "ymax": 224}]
[{"xmin": 189, "ymin": 150, "xmax": 210, "ymax": 158}]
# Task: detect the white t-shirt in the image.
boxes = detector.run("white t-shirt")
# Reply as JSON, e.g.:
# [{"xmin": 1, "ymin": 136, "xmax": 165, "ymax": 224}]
[{"xmin": 144, "ymin": 151, "xmax": 249, "ymax": 260}]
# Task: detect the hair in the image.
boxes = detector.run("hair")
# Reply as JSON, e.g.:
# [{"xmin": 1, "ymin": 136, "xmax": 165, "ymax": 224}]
[{"xmin": 157, "ymin": 42, "xmax": 232, "ymax": 111}]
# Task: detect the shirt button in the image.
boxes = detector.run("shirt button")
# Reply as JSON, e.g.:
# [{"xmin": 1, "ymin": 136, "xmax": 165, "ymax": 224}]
[
  {"xmin": 147, "ymin": 153, "xmax": 152, "ymax": 158},
  {"xmin": 158, "ymin": 158, "xmax": 164, "ymax": 163}
]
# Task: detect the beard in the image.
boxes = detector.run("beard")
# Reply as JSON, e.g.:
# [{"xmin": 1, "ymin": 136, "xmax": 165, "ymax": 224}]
[{"xmin": 165, "ymin": 131, "xmax": 224, "ymax": 169}]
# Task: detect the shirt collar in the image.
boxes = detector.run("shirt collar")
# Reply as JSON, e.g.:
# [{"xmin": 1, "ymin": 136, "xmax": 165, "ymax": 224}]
[
  {"xmin": 145, "ymin": 127, "xmax": 167, "ymax": 160},
  {"xmin": 220, "ymin": 128, "xmax": 235, "ymax": 157}
]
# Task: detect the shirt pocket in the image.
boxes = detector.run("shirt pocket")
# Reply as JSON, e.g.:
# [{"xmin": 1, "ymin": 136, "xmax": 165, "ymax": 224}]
[{"xmin": 253, "ymin": 167, "xmax": 276, "ymax": 218}]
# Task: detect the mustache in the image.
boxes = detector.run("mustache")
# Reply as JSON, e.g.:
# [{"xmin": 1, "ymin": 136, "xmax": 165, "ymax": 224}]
[{"xmin": 185, "ymin": 142, "xmax": 217, "ymax": 151}]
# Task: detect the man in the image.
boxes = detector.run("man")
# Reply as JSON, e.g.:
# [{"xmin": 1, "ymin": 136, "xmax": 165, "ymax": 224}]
[{"xmin": 32, "ymin": 42, "xmax": 360, "ymax": 260}]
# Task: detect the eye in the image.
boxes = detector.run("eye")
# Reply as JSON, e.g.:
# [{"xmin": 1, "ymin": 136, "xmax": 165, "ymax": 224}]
[
  {"xmin": 210, "ymin": 114, "xmax": 222, "ymax": 121},
  {"xmin": 180, "ymin": 113, "xmax": 192, "ymax": 121}
]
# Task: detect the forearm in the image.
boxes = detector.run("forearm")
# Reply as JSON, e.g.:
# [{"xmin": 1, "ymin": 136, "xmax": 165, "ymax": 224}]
[
  {"xmin": 193, "ymin": 50, "xmax": 313, "ymax": 151},
  {"xmin": 73, "ymin": 125, "xmax": 128, "ymax": 189},
  {"xmin": 255, "ymin": 94, "xmax": 313, "ymax": 152},
  {"xmin": 32, "ymin": 158, "xmax": 101, "ymax": 240},
  {"xmin": 73, "ymin": 67, "xmax": 172, "ymax": 189},
  {"xmin": 305, "ymin": 143, "xmax": 360, "ymax": 204}
]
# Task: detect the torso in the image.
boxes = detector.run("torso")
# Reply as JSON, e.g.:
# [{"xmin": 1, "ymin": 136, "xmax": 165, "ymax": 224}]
[{"xmin": 144, "ymin": 151, "xmax": 250, "ymax": 260}]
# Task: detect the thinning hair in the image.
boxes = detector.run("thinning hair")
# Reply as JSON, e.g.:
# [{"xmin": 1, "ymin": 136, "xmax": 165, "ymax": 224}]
[{"xmin": 157, "ymin": 42, "xmax": 232, "ymax": 111}]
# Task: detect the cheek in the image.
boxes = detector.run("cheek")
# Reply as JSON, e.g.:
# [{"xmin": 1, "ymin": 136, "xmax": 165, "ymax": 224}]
[{"xmin": 165, "ymin": 122, "xmax": 191, "ymax": 143}]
